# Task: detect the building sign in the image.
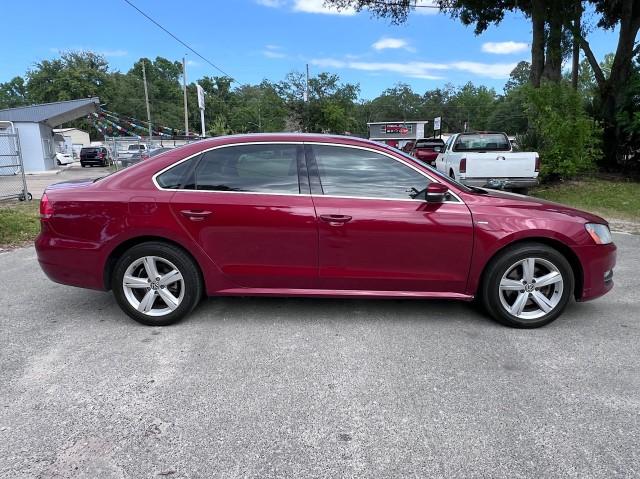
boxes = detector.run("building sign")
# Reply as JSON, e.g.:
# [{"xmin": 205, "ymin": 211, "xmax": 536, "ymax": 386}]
[
  {"xmin": 433, "ymin": 117, "xmax": 441, "ymax": 130},
  {"xmin": 383, "ymin": 124, "xmax": 413, "ymax": 134}
]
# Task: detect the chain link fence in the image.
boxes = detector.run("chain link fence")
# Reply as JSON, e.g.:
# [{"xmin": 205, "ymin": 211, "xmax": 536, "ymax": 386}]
[
  {"xmin": 0, "ymin": 122, "xmax": 31, "ymax": 202},
  {"xmin": 105, "ymin": 136, "xmax": 201, "ymax": 170}
]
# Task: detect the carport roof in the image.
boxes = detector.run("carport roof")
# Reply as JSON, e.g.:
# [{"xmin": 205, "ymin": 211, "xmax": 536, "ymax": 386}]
[{"xmin": 0, "ymin": 98, "xmax": 99, "ymax": 127}]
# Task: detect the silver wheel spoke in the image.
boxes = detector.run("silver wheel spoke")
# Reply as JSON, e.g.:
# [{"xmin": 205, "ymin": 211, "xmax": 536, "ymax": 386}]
[
  {"xmin": 138, "ymin": 289, "xmax": 157, "ymax": 312},
  {"xmin": 535, "ymin": 271, "xmax": 562, "ymax": 288},
  {"xmin": 531, "ymin": 291, "xmax": 554, "ymax": 313},
  {"xmin": 510, "ymin": 292, "xmax": 529, "ymax": 316},
  {"xmin": 142, "ymin": 257, "xmax": 159, "ymax": 279},
  {"xmin": 123, "ymin": 256, "xmax": 185, "ymax": 317},
  {"xmin": 158, "ymin": 288, "xmax": 179, "ymax": 311},
  {"xmin": 159, "ymin": 269, "xmax": 182, "ymax": 287},
  {"xmin": 500, "ymin": 278, "xmax": 523, "ymax": 291},
  {"xmin": 499, "ymin": 256, "xmax": 564, "ymax": 320},
  {"xmin": 522, "ymin": 258, "xmax": 535, "ymax": 283},
  {"xmin": 123, "ymin": 275, "xmax": 149, "ymax": 288}
]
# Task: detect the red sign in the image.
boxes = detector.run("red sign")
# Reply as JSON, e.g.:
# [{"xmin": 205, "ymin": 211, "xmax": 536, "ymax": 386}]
[{"xmin": 383, "ymin": 124, "xmax": 411, "ymax": 134}]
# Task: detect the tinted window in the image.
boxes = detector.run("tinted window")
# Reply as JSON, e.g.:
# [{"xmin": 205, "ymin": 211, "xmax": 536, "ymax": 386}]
[
  {"xmin": 415, "ymin": 139, "xmax": 444, "ymax": 148},
  {"xmin": 191, "ymin": 144, "xmax": 300, "ymax": 194},
  {"xmin": 313, "ymin": 145, "xmax": 427, "ymax": 200},
  {"xmin": 453, "ymin": 133, "xmax": 510, "ymax": 152},
  {"xmin": 156, "ymin": 156, "xmax": 198, "ymax": 189}
]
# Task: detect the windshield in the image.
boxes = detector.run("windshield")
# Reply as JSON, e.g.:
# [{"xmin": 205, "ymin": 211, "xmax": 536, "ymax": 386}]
[
  {"xmin": 382, "ymin": 144, "xmax": 473, "ymax": 193},
  {"xmin": 453, "ymin": 133, "xmax": 510, "ymax": 152}
]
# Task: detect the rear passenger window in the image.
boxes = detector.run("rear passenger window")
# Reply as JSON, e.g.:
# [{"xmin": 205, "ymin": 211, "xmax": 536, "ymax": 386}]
[
  {"xmin": 156, "ymin": 156, "xmax": 198, "ymax": 189},
  {"xmin": 190, "ymin": 144, "xmax": 301, "ymax": 194}
]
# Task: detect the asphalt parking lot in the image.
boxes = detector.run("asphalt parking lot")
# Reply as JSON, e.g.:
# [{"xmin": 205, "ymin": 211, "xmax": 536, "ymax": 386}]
[{"xmin": 0, "ymin": 233, "xmax": 638, "ymax": 478}]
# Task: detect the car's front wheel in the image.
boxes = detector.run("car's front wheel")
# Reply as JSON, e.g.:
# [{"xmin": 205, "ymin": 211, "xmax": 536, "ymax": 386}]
[
  {"xmin": 112, "ymin": 242, "xmax": 203, "ymax": 326},
  {"xmin": 480, "ymin": 243, "xmax": 574, "ymax": 328}
]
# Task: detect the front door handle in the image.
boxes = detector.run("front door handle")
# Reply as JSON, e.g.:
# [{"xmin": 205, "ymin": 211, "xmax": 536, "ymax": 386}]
[
  {"xmin": 319, "ymin": 214, "xmax": 352, "ymax": 226},
  {"xmin": 180, "ymin": 209, "xmax": 212, "ymax": 221}
]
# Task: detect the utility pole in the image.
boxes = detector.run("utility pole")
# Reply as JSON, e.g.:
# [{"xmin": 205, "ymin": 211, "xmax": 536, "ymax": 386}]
[
  {"xmin": 304, "ymin": 63, "xmax": 309, "ymax": 132},
  {"xmin": 182, "ymin": 56, "xmax": 189, "ymax": 136},
  {"xmin": 141, "ymin": 60, "xmax": 153, "ymax": 142}
]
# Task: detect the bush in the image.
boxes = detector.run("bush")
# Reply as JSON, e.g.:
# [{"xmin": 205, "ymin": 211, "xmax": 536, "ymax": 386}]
[{"xmin": 518, "ymin": 84, "xmax": 601, "ymax": 180}]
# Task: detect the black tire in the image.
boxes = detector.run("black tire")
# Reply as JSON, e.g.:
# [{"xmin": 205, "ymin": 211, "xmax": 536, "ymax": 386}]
[
  {"xmin": 449, "ymin": 170, "xmax": 455, "ymax": 180},
  {"xmin": 112, "ymin": 242, "xmax": 203, "ymax": 326},
  {"xmin": 81, "ymin": 164, "xmax": 86, "ymax": 168},
  {"xmin": 511, "ymin": 187, "xmax": 529, "ymax": 195},
  {"xmin": 480, "ymin": 242, "xmax": 574, "ymax": 328}
]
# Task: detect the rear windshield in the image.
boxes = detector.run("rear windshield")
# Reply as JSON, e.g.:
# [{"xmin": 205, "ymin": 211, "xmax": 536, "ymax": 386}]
[
  {"xmin": 415, "ymin": 139, "xmax": 444, "ymax": 148},
  {"xmin": 453, "ymin": 133, "xmax": 510, "ymax": 152},
  {"xmin": 128, "ymin": 145, "xmax": 145, "ymax": 150},
  {"xmin": 81, "ymin": 148, "xmax": 99, "ymax": 153}
]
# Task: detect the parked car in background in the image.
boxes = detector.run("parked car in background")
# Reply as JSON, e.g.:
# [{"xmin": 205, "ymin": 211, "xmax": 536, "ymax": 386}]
[
  {"xmin": 118, "ymin": 143, "xmax": 148, "ymax": 161},
  {"xmin": 36, "ymin": 134, "xmax": 615, "ymax": 329},
  {"xmin": 80, "ymin": 146, "xmax": 110, "ymax": 167},
  {"xmin": 55, "ymin": 152, "xmax": 74, "ymax": 166},
  {"xmin": 408, "ymin": 138, "xmax": 445, "ymax": 165},
  {"xmin": 435, "ymin": 132, "xmax": 539, "ymax": 194},
  {"xmin": 120, "ymin": 147, "xmax": 172, "ymax": 168}
]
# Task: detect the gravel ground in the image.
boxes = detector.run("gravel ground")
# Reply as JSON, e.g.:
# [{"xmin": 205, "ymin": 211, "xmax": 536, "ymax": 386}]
[{"xmin": 0, "ymin": 233, "xmax": 638, "ymax": 478}]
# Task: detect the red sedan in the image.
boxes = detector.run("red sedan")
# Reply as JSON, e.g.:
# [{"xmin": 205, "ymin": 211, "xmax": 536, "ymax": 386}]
[{"xmin": 36, "ymin": 134, "xmax": 616, "ymax": 328}]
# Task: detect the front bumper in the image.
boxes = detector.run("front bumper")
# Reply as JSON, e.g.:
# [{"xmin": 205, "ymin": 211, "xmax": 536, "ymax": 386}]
[
  {"xmin": 461, "ymin": 177, "xmax": 539, "ymax": 189},
  {"xmin": 574, "ymin": 242, "xmax": 617, "ymax": 302}
]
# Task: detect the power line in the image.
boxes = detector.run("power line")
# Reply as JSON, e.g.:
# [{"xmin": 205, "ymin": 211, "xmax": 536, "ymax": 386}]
[{"xmin": 122, "ymin": 0, "xmax": 237, "ymax": 82}]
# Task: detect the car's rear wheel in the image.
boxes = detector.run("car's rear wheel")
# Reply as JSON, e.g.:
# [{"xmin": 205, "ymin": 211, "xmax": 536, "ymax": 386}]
[
  {"xmin": 112, "ymin": 242, "xmax": 202, "ymax": 326},
  {"xmin": 480, "ymin": 243, "xmax": 574, "ymax": 328}
]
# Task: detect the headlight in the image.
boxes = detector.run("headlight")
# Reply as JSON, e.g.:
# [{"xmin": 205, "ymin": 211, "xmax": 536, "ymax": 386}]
[{"xmin": 585, "ymin": 223, "xmax": 612, "ymax": 245}]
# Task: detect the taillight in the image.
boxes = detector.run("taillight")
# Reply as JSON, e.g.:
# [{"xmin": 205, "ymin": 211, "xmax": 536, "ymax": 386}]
[
  {"xmin": 98, "ymin": 152, "xmax": 105, "ymax": 159},
  {"xmin": 40, "ymin": 193, "xmax": 53, "ymax": 219},
  {"xmin": 534, "ymin": 156, "xmax": 541, "ymax": 172},
  {"xmin": 459, "ymin": 158, "xmax": 467, "ymax": 174}
]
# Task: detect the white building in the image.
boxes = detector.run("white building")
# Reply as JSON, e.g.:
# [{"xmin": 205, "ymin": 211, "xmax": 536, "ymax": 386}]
[
  {"xmin": 53, "ymin": 127, "xmax": 91, "ymax": 159},
  {"xmin": 0, "ymin": 98, "xmax": 99, "ymax": 172}
]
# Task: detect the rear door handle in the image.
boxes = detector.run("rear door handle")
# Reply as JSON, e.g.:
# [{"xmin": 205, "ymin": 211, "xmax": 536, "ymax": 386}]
[
  {"xmin": 180, "ymin": 209, "xmax": 212, "ymax": 221},
  {"xmin": 319, "ymin": 214, "xmax": 352, "ymax": 226}
]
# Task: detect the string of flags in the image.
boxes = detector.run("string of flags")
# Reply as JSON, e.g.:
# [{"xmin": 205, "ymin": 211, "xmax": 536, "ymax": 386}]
[{"xmin": 89, "ymin": 109, "xmax": 197, "ymax": 138}]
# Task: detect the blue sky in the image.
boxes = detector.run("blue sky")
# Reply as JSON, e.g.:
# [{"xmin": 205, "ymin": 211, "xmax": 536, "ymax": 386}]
[{"xmin": 0, "ymin": 0, "xmax": 621, "ymax": 99}]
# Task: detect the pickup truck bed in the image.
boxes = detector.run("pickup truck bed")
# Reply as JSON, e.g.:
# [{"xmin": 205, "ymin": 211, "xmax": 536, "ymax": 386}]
[{"xmin": 435, "ymin": 132, "xmax": 539, "ymax": 192}]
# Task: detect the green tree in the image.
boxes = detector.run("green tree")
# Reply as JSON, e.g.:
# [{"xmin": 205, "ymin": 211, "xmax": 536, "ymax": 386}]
[{"xmin": 0, "ymin": 76, "xmax": 28, "ymax": 109}]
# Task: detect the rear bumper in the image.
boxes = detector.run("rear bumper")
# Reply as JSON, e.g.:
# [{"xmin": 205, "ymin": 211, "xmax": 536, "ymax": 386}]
[
  {"xmin": 35, "ymin": 228, "xmax": 106, "ymax": 291},
  {"xmin": 461, "ymin": 177, "xmax": 538, "ymax": 189},
  {"xmin": 574, "ymin": 242, "xmax": 617, "ymax": 302}
]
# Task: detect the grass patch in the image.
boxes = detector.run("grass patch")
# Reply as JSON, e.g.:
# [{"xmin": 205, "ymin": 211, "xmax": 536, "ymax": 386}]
[
  {"xmin": 532, "ymin": 177, "xmax": 640, "ymax": 222},
  {"xmin": 0, "ymin": 201, "xmax": 40, "ymax": 248}
]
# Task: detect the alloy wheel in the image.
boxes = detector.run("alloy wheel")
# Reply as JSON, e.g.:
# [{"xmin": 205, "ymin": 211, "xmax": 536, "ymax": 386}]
[
  {"xmin": 122, "ymin": 256, "xmax": 185, "ymax": 317},
  {"xmin": 498, "ymin": 257, "xmax": 564, "ymax": 320}
]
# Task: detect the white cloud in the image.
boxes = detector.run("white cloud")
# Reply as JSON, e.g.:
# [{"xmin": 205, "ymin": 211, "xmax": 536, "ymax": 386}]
[
  {"xmin": 255, "ymin": 0, "xmax": 355, "ymax": 15},
  {"xmin": 450, "ymin": 61, "xmax": 518, "ymax": 78},
  {"xmin": 482, "ymin": 41, "xmax": 529, "ymax": 55},
  {"xmin": 372, "ymin": 37, "xmax": 413, "ymax": 51},
  {"xmin": 255, "ymin": 0, "xmax": 284, "ymax": 7},
  {"xmin": 413, "ymin": 0, "xmax": 440, "ymax": 15},
  {"xmin": 311, "ymin": 58, "xmax": 447, "ymax": 80},
  {"xmin": 263, "ymin": 50, "xmax": 286, "ymax": 58},
  {"xmin": 311, "ymin": 57, "xmax": 518, "ymax": 80},
  {"xmin": 292, "ymin": 0, "xmax": 355, "ymax": 15},
  {"xmin": 186, "ymin": 59, "xmax": 200, "ymax": 67}
]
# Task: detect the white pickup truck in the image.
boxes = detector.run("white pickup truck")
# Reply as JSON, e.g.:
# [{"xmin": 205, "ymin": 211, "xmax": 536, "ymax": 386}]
[
  {"xmin": 117, "ymin": 143, "xmax": 148, "ymax": 161},
  {"xmin": 434, "ymin": 132, "xmax": 539, "ymax": 193}
]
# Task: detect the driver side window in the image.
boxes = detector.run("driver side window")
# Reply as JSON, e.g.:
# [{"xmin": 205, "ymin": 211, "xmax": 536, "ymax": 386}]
[{"xmin": 312, "ymin": 145, "xmax": 428, "ymax": 200}]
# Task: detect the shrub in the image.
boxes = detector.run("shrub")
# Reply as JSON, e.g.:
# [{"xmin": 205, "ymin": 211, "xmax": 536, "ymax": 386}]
[{"xmin": 519, "ymin": 84, "xmax": 601, "ymax": 180}]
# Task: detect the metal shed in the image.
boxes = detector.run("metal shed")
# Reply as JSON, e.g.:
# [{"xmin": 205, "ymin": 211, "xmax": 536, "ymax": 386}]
[{"xmin": 0, "ymin": 98, "xmax": 99, "ymax": 172}]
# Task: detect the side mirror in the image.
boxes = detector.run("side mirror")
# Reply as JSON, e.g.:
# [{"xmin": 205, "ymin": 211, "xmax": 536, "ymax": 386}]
[
  {"xmin": 433, "ymin": 146, "xmax": 442, "ymax": 153},
  {"xmin": 426, "ymin": 182, "xmax": 448, "ymax": 203}
]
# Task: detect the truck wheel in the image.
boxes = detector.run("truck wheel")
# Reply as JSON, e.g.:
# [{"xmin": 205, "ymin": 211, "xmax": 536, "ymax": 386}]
[{"xmin": 449, "ymin": 170, "xmax": 456, "ymax": 180}]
